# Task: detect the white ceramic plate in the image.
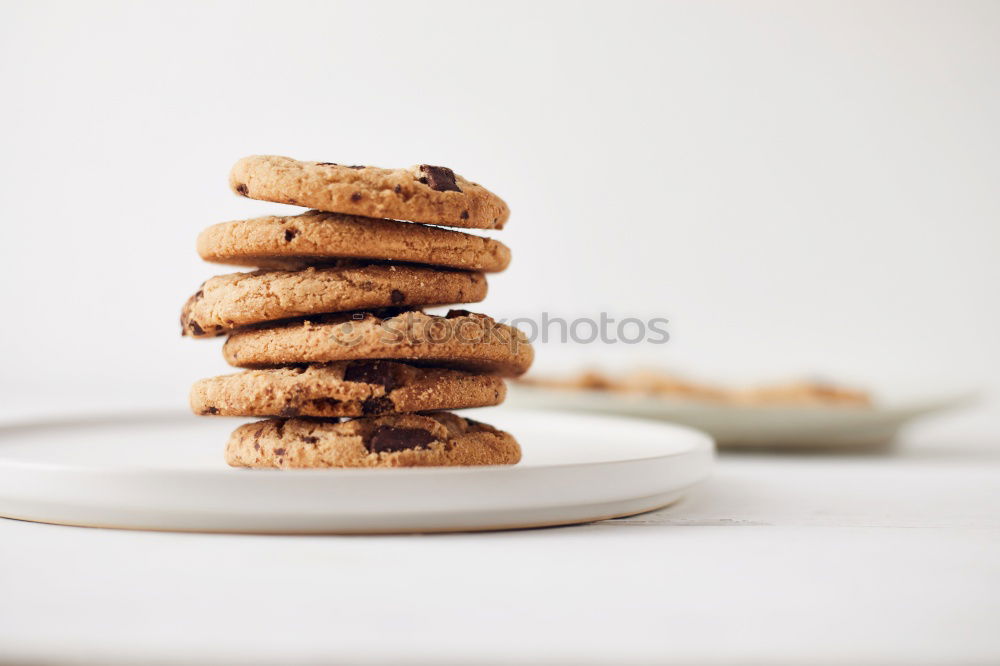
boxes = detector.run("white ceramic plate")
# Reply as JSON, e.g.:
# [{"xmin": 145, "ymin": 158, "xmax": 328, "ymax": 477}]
[
  {"xmin": 508, "ymin": 384, "xmax": 976, "ymax": 450},
  {"xmin": 0, "ymin": 407, "xmax": 713, "ymax": 534}
]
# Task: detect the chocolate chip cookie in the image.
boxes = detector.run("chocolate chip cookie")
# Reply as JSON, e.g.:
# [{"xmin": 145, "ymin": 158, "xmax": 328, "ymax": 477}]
[
  {"xmin": 191, "ymin": 360, "xmax": 506, "ymax": 418},
  {"xmin": 197, "ymin": 211, "xmax": 511, "ymax": 273},
  {"xmin": 181, "ymin": 265, "xmax": 486, "ymax": 337},
  {"xmin": 229, "ymin": 155, "xmax": 509, "ymax": 230},
  {"xmin": 225, "ymin": 411, "xmax": 521, "ymax": 468},
  {"xmin": 222, "ymin": 309, "xmax": 534, "ymax": 377}
]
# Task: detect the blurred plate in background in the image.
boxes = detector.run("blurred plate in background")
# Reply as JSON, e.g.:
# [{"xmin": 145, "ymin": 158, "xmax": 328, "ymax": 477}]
[{"xmin": 508, "ymin": 384, "xmax": 975, "ymax": 450}]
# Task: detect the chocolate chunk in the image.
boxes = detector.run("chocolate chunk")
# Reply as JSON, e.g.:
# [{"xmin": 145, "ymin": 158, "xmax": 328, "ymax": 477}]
[
  {"xmin": 302, "ymin": 436, "xmax": 319, "ymax": 444},
  {"xmin": 317, "ymin": 162, "xmax": 337, "ymax": 166},
  {"xmin": 394, "ymin": 184, "xmax": 402, "ymax": 194},
  {"xmin": 279, "ymin": 405, "xmax": 300, "ymax": 417},
  {"xmin": 460, "ymin": 210, "xmax": 469, "ymax": 220},
  {"xmin": 351, "ymin": 192, "xmax": 362, "ymax": 202},
  {"xmin": 202, "ymin": 406, "xmax": 219, "ymax": 415},
  {"xmin": 235, "ymin": 183, "xmax": 249, "ymax": 196},
  {"xmin": 361, "ymin": 397, "xmax": 394, "ymax": 416},
  {"xmin": 189, "ymin": 320, "xmax": 205, "ymax": 336},
  {"xmin": 343, "ymin": 360, "xmax": 401, "ymax": 391},
  {"xmin": 273, "ymin": 448, "xmax": 286, "ymax": 456},
  {"xmin": 390, "ymin": 289, "xmax": 405, "ymax": 304},
  {"xmin": 284, "ymin": 228, "xmax": 299, "ymax": 242},
  {"xmin": 348, "ymin": 165, "xmax": 365, "ymax": 169},
  {"xmin": 418, "ymin": 165, "xmax": 461, "ymax": 192},
  {"xmin": 368, "ymin": 426, "xmax": 436, "ymax": 453},
  {"xmin": 445, "ymin": 309, "xmax": 473, "ymax": 319}
]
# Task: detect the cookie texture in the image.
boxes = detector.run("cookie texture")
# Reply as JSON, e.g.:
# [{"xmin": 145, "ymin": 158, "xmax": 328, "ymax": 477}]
[
  {"xmin": 197, "ymin": 211, "xmax": 511, "ymax": 273},
  {"xmin": 223, "ymin": 309, "xmax": 534, "ymax": 377},
  {"xmin": 191, "ymin": 360, "xmax": 506, "ymax": 418},
  {"xmin": 181, "ymin": 265, "xmax": 486, "ymax": 337},
  {"xmin": 225, "ymin": 412, "xmax": 521, "ymax": 468},
  {"xmin": 229, "ymin": 155, "xmax": 509, "ymax": 230}
]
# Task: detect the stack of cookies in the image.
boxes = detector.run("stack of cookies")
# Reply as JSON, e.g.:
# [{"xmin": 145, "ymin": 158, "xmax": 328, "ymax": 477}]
[{"xmin": 182, "ymin": 156, "xmax": 533, "ymax": 468}]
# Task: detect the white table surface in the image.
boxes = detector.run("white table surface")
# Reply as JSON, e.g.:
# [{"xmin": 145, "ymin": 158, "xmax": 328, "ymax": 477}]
[{"xmin": 1, "ymin": 424, "xmax": 999, "ymax": 665}]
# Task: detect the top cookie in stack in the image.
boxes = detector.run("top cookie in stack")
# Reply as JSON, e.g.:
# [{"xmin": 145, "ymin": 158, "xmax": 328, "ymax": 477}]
[{"xmin": 182, "ymin": 156, "xmax": 533, "ymax": 469}]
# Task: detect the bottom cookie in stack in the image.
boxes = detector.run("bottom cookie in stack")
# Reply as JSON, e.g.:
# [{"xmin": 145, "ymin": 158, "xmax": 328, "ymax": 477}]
[{"xmin": 225, "ymin": 412, "xmax": 521, "ymax": 469}]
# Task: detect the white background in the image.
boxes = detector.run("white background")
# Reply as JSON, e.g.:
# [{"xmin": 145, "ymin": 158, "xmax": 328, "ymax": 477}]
[
  {"xmin": 1, "ymin": 0, "xmax": 998, "ymax": 427},
  {"xmin": 2, "ymin": 4, "xmax": 1000, "ymax": 664}
]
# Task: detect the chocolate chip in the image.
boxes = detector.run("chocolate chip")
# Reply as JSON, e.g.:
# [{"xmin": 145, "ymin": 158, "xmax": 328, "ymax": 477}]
[
  {"xmin": 202, "ymin": 406, "xmax": 219, "ymax": 415},
  {"xmin": 189, "ymin": 320, "xmax": 205, "ymax": 336},
  {"xmin": 418, "ymin": 177, "xmax": 428, "ymax": 184},
  {"xmin": 284, "ymin": 228, "xmax": 299, "ymax": 242},
  {"xmin": 306, "ymin": 398, "xmax": 342, "ymax": 412},
  {"xmin": 235, "ymin": 183, "xmax": 249, "ymax": 196},
  {"xmin": 445, "ymin": 309, "xmax": 472, "ymax": 319},
  {"xmin": 361, "ymin": 397, "xmax": 394, "ymax": 415},
  {"xmin": 390, "ymin": 289, "xmax": 405, "ymax": 304},
  {"xmin": 254, "ymin": 442, "xmax": 260, "ymax": 450},
  {"xmin": 302, "ymin": 436, "xmax": 319, "ymax": 444},
  {"xmin": 368, "ymin": 426, "xmax": 436, "ymax": 453},
  {"xmin": 418, "ymin": 165, "xmax": 461, "ymax": 192},
  {"xmin": 460, "ymin": 210, "xmax": 469, "ymax": 220},
  {"xmin": 348, "ymin": 165, "xmax": 365, "ymax": 169},
  {"xmin": 394, "ymin": 184, "xmax": 402, "ymax": 194},
  {"xmin": 351, "ymin": 192, "xmax": 362, "ymax": 202},
  {"xmin": 317, "ymin": 162, "xmax": 337, "ymax": 166},
  {"xmin": 273, "ymin": 448, "xmax": 286, "ymax": 456},
  {"xmin": 275, "ymin": 420, "xmax": 286, "ymax": 437},
  {"xmin": 279, "ymin": 405, "xmax": 300, "ymax": 417},
  {"xmin": 343, "ymin": 361, "xmax": 401, "ymax": 391}
]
